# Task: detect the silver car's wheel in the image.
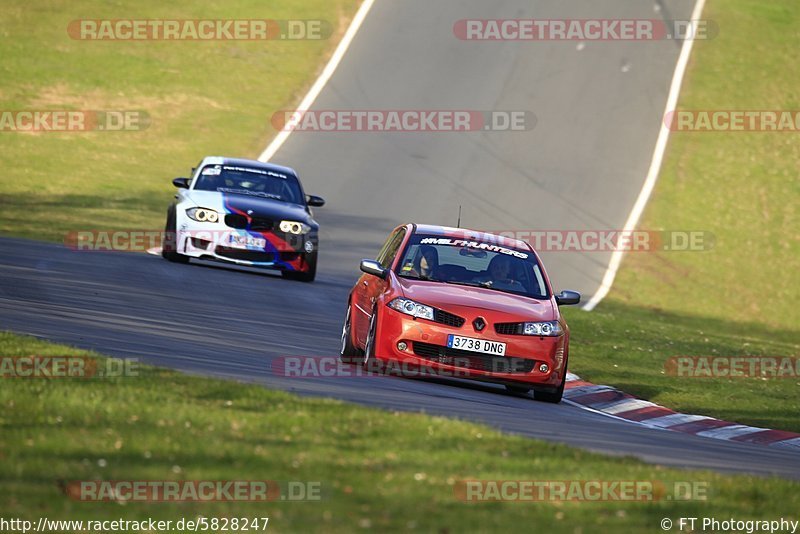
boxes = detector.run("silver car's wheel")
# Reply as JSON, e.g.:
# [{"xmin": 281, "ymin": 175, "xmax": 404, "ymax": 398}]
[{"xmin": 162, "ymin": 207, "xmax": 189, "ymax": 264}]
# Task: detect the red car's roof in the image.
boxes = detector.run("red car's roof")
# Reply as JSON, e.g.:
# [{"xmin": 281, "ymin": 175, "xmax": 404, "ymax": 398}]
[{"xmin": 411, "ymin": 223, "xmax": 532, "ymax": 252}]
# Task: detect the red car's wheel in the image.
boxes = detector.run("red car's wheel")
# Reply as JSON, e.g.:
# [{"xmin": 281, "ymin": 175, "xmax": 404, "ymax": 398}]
[
  {"xmin": 362, "ymin": 309, "xmax": 377, "ymax": 369},
  {"xmin": 339, "ymin": 303, "xmax": 362, "ymax": 364},
  {"xmin": 533, "ymin": 373, "xmax": 565, "ymax": 403}
]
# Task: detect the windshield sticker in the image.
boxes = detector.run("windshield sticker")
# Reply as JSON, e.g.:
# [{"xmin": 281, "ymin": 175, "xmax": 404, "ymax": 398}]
[
  {"xmin": 217, "ymin": 187, "xmax": 282, "ymax": 200},
  {"xmin": 419, "ymin": 237, "xmax": 529, "ymax": 259},
  {"xmin": 201, "ymin": 167, "xmax": 221, "ymax": 176},
  {"xmin": 222, "ymin": 166, "xmax": 288, "ymax": 180}
]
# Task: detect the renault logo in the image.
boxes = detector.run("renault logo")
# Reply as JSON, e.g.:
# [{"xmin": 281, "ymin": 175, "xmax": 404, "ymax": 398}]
[{"xmin": 473, "ymin": 317, "xmax": 486, "ymax": 332}]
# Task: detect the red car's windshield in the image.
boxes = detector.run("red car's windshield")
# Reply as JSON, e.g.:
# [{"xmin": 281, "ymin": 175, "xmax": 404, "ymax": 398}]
[{"xmin": 395, "ymin": 233, "xmax": 549, "ymax": 300}]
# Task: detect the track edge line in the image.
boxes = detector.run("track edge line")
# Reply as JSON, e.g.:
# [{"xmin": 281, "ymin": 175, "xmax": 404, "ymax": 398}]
[
  {"xmin": 257, "ymin": 0, "xmax": 377, "ymax": 163},
  {"xmin": 583, "ymin": 0, "xmax": 708, "ymax": 311}
]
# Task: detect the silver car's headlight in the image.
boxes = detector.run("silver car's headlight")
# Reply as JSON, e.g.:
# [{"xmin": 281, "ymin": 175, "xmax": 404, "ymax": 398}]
[
  {"xmin": 279, "ymin": 220, "xmax": 311, "ymax": 234},
  {"xmin": 186, "ymin": 207, "xmax": 219, "ymax": 223},
  {"xmin": 388, "ymin": 298, "xmax": 435, "ymax": 321},
  {"xmin": 522, "ymin": 321, "xmax": 563, "ymax": 336}
]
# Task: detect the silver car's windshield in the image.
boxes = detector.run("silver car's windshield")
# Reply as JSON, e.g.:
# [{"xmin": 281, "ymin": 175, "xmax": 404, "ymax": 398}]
[{"xmin": 194, "ymin": 164, "xmax": 304, "ymax": 205}]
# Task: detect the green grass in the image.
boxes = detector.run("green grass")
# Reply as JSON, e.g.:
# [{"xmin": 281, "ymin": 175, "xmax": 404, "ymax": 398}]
[
  {"xmin": 0, "ymin": 0, "xmax": 359, "ymax": 241},
  {"xmin": 608, "ymin": 0, "xmax": 800, "ymax": 331},
  {"xmin": 563, "ymin": 0, "xmax": 800, "ymax": 431},
  {"xmin": 2, "ymin": 332, "xmax": 799, "ymax": 533}
]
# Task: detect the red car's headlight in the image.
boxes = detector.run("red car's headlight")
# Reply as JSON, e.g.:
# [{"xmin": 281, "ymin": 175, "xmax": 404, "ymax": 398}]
[
  {"xmin": 522, "ymin": 321, "xmax": 563, "ymax": 336},
  {"xmin": 388, "ymin": 298, "xmax": 435, "ymax": 321}
]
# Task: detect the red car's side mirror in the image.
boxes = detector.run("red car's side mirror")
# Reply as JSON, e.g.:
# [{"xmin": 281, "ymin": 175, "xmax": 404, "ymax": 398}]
[
  {"xmin": 555, "ymin": 290, "xmax": 581, "ymax": 306},
  {"xmin": 360, "ymin": 259, "xmax": 388, "ymax": 279}
]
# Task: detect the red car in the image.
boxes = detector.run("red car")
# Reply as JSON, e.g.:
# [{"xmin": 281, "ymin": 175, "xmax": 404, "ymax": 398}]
[{"xmin": 340, "ymin": 224, "xmax": 581, "ymax": 403}]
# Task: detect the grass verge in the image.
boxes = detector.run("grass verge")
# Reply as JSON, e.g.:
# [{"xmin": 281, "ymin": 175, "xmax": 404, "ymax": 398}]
[
  {"xmin": 0, "ymin": 0, "xmax": 359, "ymax": 241},
  {"xmin": 2, "ymin": 332, "xmax": 799, "ymax": 533}
]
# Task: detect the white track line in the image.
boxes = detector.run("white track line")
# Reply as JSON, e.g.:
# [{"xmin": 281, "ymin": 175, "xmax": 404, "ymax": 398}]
[
  {"xmin": 696, "ymin": 425, "xmax": 768, "ymax": 441},
  {"xmin": 775, "ymin": 437, "xmax": 800, "ymax": 450},
  {"xmin": 595, "ymin": 397, "xmax": 656, "ymax": 414},
  {"xmin": 640, "ymin": 413, "xmax": 711, "ymax": 429},
  {"xmin": 583, "ymin": 0, "xmax": 707, "ymax": 311},
  {"xmin": 258, "ymin": 0, "xmax": 376, "ymax": 162}
]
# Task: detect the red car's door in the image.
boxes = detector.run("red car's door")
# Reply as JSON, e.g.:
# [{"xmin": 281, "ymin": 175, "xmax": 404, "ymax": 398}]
[
  {"xmin": 353, "ymin": 227, "xmax": 406, "ymax": 346},
  {"xmin": 352, "ymin": 272, "xmax": 372, "ymax": 345}
]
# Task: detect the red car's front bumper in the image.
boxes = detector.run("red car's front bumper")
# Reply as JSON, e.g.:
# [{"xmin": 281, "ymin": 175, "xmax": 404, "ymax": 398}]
[{"xmin": 371, "ymin": 305, "xmax": 567, "ymax": 388}]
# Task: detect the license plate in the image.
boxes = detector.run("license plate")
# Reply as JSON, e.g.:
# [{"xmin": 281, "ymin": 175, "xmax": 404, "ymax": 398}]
[
  {"xmin": 447, "ymin": 335, "xmax": 506, "ymax": 356},
  {"xmin": 228, "ymin": 234, "xmax": 266, "ymax": 249}
]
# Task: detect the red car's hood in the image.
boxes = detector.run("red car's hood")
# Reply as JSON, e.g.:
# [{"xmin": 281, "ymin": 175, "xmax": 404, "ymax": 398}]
[{"xmin": 397, "ymin": 277, "xmax": 556, "ymax": 322}]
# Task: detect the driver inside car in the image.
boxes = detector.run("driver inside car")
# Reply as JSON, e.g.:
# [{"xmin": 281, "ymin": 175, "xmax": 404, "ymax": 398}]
[
  {"xmin": 476, "ymin": 255, "xmax": 526, "ymax": 292},
  {"xmin": 409, "ymin": 245, "xmax": 439, "ymax": 279}
]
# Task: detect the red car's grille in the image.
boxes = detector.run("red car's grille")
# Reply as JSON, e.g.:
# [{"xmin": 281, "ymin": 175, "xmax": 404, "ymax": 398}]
[
  {"xmin": 433, "ymin": 309, "xmax": 465, "ymax": 327},
  {"xmin": 413, "ymin": 342, "xmax": 535, "ymax": 374},
  {"xmin": 495, "ymin": 322, "xmax": 524, "ymax": 335}
]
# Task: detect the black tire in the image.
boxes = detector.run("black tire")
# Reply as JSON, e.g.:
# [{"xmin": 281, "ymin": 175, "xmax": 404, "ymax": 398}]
[
  {"xmin": 533, "ymin": 373, "xmax": 565, "ymax": 404},
  {"xmin": 362, "ymin": 309, "xmax": 378, "ymax": 370},
  {"xmin": 281, "ymin": 253, "xmax": 317, "ymax": 282},
  {"xmin": 162, "ymin": 207, "xmax": 189, "ymax": 264},
  {"xmin": 505, "ymin": 384, "xmax": 531, "ymax": 395},
  {"xmin": 339, "ymin": 303, "xmax": 362, "ymax": 364}
]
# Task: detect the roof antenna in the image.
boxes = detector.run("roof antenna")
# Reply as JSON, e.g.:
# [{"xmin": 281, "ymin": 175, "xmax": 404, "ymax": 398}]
[{"xmin": 456, "ymin": 205, "xmax": 462, "ymax": 228}]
